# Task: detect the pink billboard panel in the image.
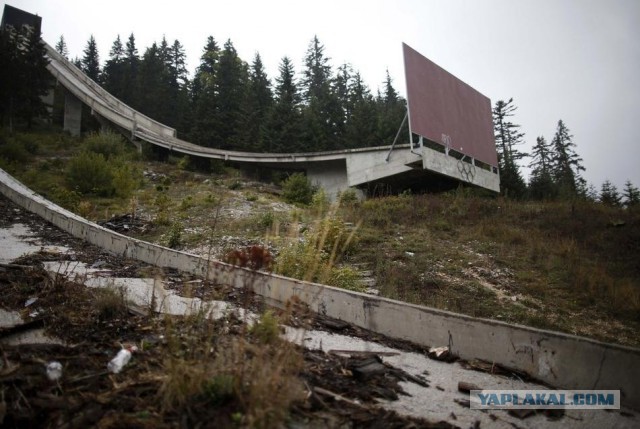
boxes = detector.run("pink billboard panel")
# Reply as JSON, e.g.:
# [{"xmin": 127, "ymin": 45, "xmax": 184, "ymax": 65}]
[{"xmin": 403, "ymin": 43, "xmax": 497, "ymax": 167}]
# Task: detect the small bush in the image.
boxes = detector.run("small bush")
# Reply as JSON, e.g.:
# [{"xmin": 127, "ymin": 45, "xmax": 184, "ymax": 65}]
[
  {"xmin": 67, "ymin": 151, "xmax": 114, "ymax": 196},
  {"xmin": 179, "ymin": 195, "xmax": 194, "ymax": 211},
  {"xmin": 177, "ymin": 155, "xmax": 190, "ymax": 170},
  {"xmin": 338, "ymin": 188, "xmax": 359, "ymax": 206},
  {"xmin": 94, "ymin": 287, "xmax": 128, "ymax": 320},
  {"xmin": 311, "ymin": 188, "xmax": 330, "ymax": 214},
  {"xmin": 249, "ymin": 310, "xmax": 280, "ymax": 344},
  {"xmin": 112, "ymin": 164, "xmax": 138, "ymax": 199},
  {"xmin": 228, "ymin": 180, "xmax": 242, "ymax": 190},
  {"xmin": 0, "ymin": 139, "xmax": 30, "ymax": 164},
  {"xmin": 84, "ymin": 131, "xmax": 126, "ymax": 159},
  {"xmin": 329, "ymin": 266, "xmax": 365, "ymax": 292},
  {"xmin": 259, "ymin": 211, "xmax": 275, "ymax": 229},
  {"xmin": 77, "ymin": 200, "xmax": 93, "ymax": 218},
  {"xmin": 282, "ymin": 173, "xmax": 316, "ymax": 205},
  {"xmin": 163, "ymin": 222, "xmax": 183, "ymax": 248}
]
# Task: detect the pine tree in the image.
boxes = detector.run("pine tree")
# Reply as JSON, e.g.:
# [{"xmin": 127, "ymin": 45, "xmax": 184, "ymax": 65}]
[
  {"xmin": 599, "ymin": 180, "xmax": 621, "ymax": 207},
  {"xmin": 137, "ymin": 42, "xmax": 170, "ymax": 123},
  {"xmin": 344, "ymin": 71, "xmax": 378, "ymax": 148},
  {"xmin": 266, "ymin": 56, "xmax": 303, "ymax": 152},
  {"xmin": 240, "ymin": 52, "xmax": 273, "ymax": 151},
  {"xmin": 55, "ymin": 35, "xmax": 68, "ymax": 59},
  {"xmin": 191, "ymin": 36, "xmax": 220, "ymax": 146},
  {"xmin": 551, "ymin": 120, "xmax": 585, "ymax": 198},
  {"xmin": 103, "ymin": 35, "xmax": 126, "ymax": 99},
  {"xmin": 376, "ymin": 70, "xmax": 407, "ymax": 146},
  {"xmin": 81, "ymin": 35, "xmax": 101, "ymax": 82},
  {"xmin": 492, "ymin": 98, "xmax": 527, "ymax": 198},
  {"xmin": 0, "ymin": 23, "xmax": 52, "ymax": 130},
  {"xmin": 585, "ymin": 183, "xmax": 599, "ymax": 202},
  {"xmin": 215, "ymin": 39, "xmax": 248, "ymax": 150},
  {"xmin": 622, "ymin": 180, "xmax": 640, "ymax": 208},
  {"xmin": 528, "ymin": 136, "xmax": 556, "ymax": 199},
  {"xmin": 166, "ymin": 39, "xmax": 190, "ymax": 131},
  {"xmin": 122, "ymin": 33, "xmax": 140, "ymax": 108},
  {"xmin": 301, "ymin": 36, "xmax": 341, "ymax": 150}
]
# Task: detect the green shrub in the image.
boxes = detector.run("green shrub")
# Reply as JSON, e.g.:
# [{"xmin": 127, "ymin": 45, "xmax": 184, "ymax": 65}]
[
  {"xmin": 66, "ymin": 151, "xmax": 114, "ymax": 196},
  {"xmin": 0, "ymin": 139, "xmax": 30, "ymax": 164},
  {"xmin": 112, "ymin": 164, "xmax": 138, "ymax": 199},
  {"xmin": 329, "ymin": 266, "xmax": 365, "ymax": 292},
  {"xmin": 250, "ymin": 310, "xmax": 280, "ymax": 344},
  {"xmin": 282, "ymin": 173, "xmax": 316, "ymax": 205},
  {"xmin": 84, "ymin": 131, "xmax": 127, "ymax": 159},
  {"xmin": 179, "ymin": 195, "xmax": 194, "ymax": 211},
  {"xmin": 163, "ymin": 222, "xmax": 183, "ymax": 248},
  {"xmin": 311, "ymin": 188, "xmax": 329, "ymax": 214},
  {"xmin": 338, "ymin": 188, "xmax": 359, "ymax": 206},
  {"xmin": 259, "ymin": 211, "xmax": 275, "ymax": 229}
]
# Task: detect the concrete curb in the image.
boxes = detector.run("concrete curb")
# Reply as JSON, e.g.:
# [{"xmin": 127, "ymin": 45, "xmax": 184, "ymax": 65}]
[{"xmin": 1, "ymin": 167, "xmax": 639, "ymax": 410}]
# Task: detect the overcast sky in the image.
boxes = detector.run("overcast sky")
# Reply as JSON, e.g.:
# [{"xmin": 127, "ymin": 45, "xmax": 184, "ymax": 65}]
[{"xmin": 9, "ymin": 0, "xmax": 640, "ymax": 189}]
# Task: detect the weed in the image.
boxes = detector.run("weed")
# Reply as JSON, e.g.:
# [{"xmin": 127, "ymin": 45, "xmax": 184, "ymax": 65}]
[
  {"xmin": 224, "ymin": 245, "xmax": 273, "ymax": 271},
  {"xmin": 179, "ymin": 195, "xmax": 194, "ymax": 211},
  {"xmin": 258, "ymin": 211, "xmax": 275, "ymax": 229},
  {"xmin": 311, "ymin": 188, "xmax": 329, "ymax": 214},
  {"xmin": 93, "ymin": 287, "xmax": 128, "ymax": 320},
  {"xmin": 282, "ymin": 173, "xmax": 316, "ymax": 205},
  {"xmin": 163, "ymin": 222, "xmax": 183, "ymax": 248},
  {"xmin": 77, "ymin": 200, "xmax": 93, "ymax": 218},
  {"xmin": 249, "ymin": 310, "xmax": 280, "ymax": 344}
]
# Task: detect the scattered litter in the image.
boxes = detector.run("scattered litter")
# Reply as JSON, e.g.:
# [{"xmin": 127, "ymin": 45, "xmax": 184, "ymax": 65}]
[
  {"xmin": 317, "ymin": 315, "xmax": 349, "ymax": 331},
  {"xmin": 107, "ymin": 345, "xmax": 138, "ymax": 374},
  {"xmin": 454, "ymin": 398, "xmax": 471, "ymax": 408},
  {"xmin": 24, "ymin": 297, "xmax": 38, "ymax": 307},
  {"xmin": 91, "ymin": 260, "xmax": 107, "ymax": 269},
  {"xmin": 45, "ymin": 361, "xmax": 62, "ymax": 381},
  {"xmin": 457, "ymin": 381, "xmax": 480, "ymax": 393},
  {"xmin": 329, "ymin": 350, "xmax": 400, "ymax": 357},
  {"xmin": 428, "ymin": 346, "xmax": 456, "ymax": 362},
  {"xmin": 349, "ymin": 356, "xmax": 387, "ymax": 381},
  {"xmin": 405, "ymin": 251, "xmax": 415, "ymax": 257}
]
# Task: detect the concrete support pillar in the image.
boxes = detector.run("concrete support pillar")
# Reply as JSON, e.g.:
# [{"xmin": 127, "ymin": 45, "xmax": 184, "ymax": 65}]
[
  {"xmin": 63, "ymin": 93, "xmax": 82, "ymax": 136},
  {"xmin": 305, "ymin": 159, "xmax": 358, "ymax": 201}
]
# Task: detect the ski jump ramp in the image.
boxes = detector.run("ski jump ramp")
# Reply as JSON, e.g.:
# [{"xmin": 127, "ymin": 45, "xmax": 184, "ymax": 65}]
[{"xmin": 44, "ymin": 42, "xmax": 500, "ymax": 198}]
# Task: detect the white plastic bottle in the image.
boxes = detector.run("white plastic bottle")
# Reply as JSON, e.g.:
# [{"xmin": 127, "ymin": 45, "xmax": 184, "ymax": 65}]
[{"xmin": 107, "ymin": 345, "xmax": 138, "ymax": 373}]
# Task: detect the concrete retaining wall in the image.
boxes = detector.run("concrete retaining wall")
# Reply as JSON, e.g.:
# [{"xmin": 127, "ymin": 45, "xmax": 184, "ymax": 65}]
[
  {"xmin": 1, "ymin": 168, "xmax": 638, "ymax": 410},
  {"xmin": 422, "ymin": 147, "xmax": 500, "ymax": 192}
]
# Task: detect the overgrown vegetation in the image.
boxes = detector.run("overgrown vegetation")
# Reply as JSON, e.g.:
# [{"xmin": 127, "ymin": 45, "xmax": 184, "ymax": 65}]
[{"xmin": 1, "ymin": 131, "xmax": 638, "ymax": 347}]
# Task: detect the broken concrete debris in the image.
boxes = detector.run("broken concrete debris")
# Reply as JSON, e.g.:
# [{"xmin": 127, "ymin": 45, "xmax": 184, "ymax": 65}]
[{"xmin": 428, "ymin": 345, "xmax": 457, "ymax": 362}]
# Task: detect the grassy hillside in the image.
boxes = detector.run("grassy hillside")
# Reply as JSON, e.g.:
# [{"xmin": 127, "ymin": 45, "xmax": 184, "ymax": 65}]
[{"xmin": 2, "ymin": 130, "xmax": 638, "ymax": 347}]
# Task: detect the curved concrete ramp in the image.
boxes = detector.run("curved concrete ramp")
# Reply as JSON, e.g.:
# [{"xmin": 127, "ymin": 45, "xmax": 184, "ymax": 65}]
[
  {"xmin": 0, "ymin": 167, "xmax": 637, "ymax": 411},
  {"xmin": 44, "ymin": 43, "xmax": 499, "ymax": 197}
]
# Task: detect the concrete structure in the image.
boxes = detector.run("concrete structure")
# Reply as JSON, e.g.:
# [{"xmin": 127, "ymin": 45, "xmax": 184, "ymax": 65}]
[
  {"xmin": 63, "ymin": 92, "xmax": 82, "ymax": 136},
  {"xmin": 1, "ymin": 166, "xmax": 638, "ymax": 411},
  {"xmin": 41, "ymin": 42, "xmax": 500, "ymax": 198}
]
